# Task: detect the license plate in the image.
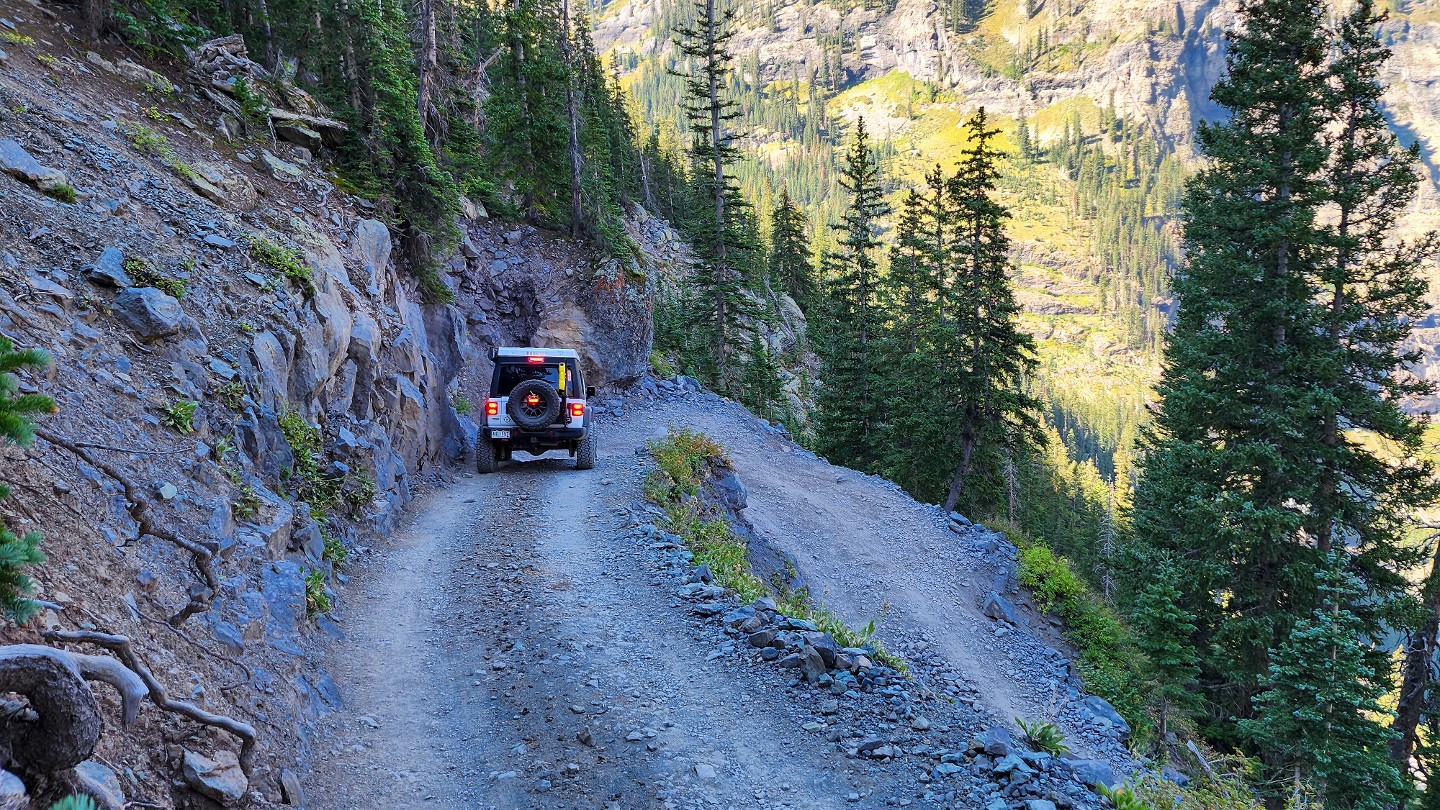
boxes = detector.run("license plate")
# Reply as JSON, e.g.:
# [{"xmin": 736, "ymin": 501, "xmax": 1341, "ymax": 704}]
[{"xmin": 491, "ymin": 429, "xmax": 511, "ymax": 439}]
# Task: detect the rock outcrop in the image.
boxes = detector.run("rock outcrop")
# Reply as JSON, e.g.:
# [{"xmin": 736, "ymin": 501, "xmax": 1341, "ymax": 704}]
[{"xmin": 0, "ymin": 10, "xmax": 659, "ymax": 806}]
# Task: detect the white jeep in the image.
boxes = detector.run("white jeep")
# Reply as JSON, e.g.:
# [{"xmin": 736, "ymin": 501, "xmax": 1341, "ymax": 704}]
[{"xmin": 477, "ymin": 347, "xmax": 595, "ymax": 473}]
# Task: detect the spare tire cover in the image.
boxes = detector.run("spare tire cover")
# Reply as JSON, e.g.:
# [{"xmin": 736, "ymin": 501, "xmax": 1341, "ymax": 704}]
[{"xmin": 507, "ymin": 378, "xmax": 563, "ymax": 430}]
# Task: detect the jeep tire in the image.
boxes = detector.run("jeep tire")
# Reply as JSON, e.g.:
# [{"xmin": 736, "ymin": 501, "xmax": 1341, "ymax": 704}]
[
  {"xmin": 476, "ymin": 439, "xmax": 498, "ymax": 474},
  {"xmin": 507, "ymin": 379, "xmax": 564, "ymax": 430},
  {"xmin": 575, "ymin": 433, "xmax": 596, "ymax": 470}
]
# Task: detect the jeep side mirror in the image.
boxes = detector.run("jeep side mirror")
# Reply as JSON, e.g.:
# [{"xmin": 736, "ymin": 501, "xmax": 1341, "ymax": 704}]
[{"xmin": 586, "ymin": 387, "xmax": 596, "ymax": 398}]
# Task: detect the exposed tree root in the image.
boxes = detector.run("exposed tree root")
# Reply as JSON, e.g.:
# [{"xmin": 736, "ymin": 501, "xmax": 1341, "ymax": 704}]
[
  {"xmin": 35, "ymin": 428, "xmax": 218, "ymax": 626},
  {"xmin": 42, "ymin": 630, "xmax": 258, "ymax": 776}
]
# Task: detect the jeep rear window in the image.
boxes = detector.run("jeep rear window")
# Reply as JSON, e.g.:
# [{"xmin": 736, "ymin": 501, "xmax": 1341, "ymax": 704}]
[{"xmin": 495, "ymin": 362, "xmax": 579, "ymax": 396}]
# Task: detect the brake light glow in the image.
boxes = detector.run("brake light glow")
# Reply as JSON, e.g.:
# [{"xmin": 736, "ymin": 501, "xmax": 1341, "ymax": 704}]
[
  {"xmin": 569, "ymin": 402, "xmax": 585, "ymax": 418},
  {"xmin": 525, "ymin": 393, "xmax": 541, "ymax": 407},
  {"xmin": 527, "ymin": 356, "xmax": 545, "ymax": 364},
  {"xmin": 485, "ymin": 399, "xmax": 499, "ymax": 417}
]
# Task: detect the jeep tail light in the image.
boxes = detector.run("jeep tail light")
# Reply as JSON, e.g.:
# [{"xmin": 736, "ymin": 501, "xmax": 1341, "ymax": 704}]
[
  {"xmin": 525, "ymin": 393, "xmax": 541, "ymax": 407},
  {"xmin": 527, "ymin": 355, "xmax": 545, "ymax": 364},
  {"xmin": 485, "ymin": 399, "xmax": 499, "ymax": 417},
  {"xmin": 569, "ymin": 402, "xmax": 585, "ymax": 418}
]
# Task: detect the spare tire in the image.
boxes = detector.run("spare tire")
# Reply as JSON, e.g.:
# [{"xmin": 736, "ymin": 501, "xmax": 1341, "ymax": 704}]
[{"xmin": 507, "ymin": 378, "xmax": 563, "ymax": 430}]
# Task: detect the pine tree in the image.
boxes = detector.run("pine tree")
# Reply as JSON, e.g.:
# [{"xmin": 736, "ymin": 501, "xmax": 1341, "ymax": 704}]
[
  {"xmin": 0, "ymin": 337, "xmax": 54, "ymax": 624},
  {"xmin": 939, "ymin": 108, "xmax": 1041, "ymax": 513},
  {"xmin": 768, "ymin": 188, "xmax": 814, "ymax": 308},
  {"xmin": 738, "ymin": 334, "xmax": 787, "ymax": 423},
  {"xmin": 488, "ymin": 0, "xmax": 572, "ymax": 223},
  {"xmin": 1132, "ymin": 0, "xmax": 1434, "ymax": 798},
  {"xmin": 1133, "ymin": 0, "xmax": 1336, "ymax": 744},
  {"xmin": 672, "ymin": 0, "xmax": 759, "ymax": 389},
  {"xmin": 814, "ymin": 117, "xmax": 889, "ymax": 472},
  {"xmin": 1129, "ymin": 563, "xmax": 1199, "ymax": 741},
  {"xmin": 879, "ymin": 171, "xmax": 948, "ymax": 499},
  {"xmin": 1241, "ymin": 557, "xmax": 1407, "ymax": 810}
]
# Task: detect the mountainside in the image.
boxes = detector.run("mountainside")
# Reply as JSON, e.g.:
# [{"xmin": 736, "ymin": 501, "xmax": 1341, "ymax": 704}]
[
  {"xmin": 597, "ymin": 0, "xmax": 1440, "ymax": 462},
  {"xmin": 0, "ymin": 3, "xmax": 656, "ymax": 801}
]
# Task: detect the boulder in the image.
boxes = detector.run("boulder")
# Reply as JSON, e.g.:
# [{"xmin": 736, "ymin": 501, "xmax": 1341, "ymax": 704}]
[
  {"xmin": 0, "ymin": 770, "xmax": 25, "ymax": 810},
  {"xmin": 721, "ymin": 606, "xmax": 756, "ymax": 629},
  {"xmin": 279, "ymin": 768, "xmax": 305, "ymax": 806},
  {"xmin": 0, "ymin": 138, "xmax": 69, "ymax": 192},
  {"xmin": 75, "ymin": 760, "xmax": 125, "ymax": 810},
  {"xmin": 260, "ymin": 149, "xmax": 303, "ymax": 183},
  {"xmin": 113, "ymin": 287, "xmax": 184, "ymax": 339},
  {"xmin": 1080, "ymin": 695, "xmax": 1131, "ymax": 738},
  {"xmin": 354, "ymin": 219, "xmax": 392, "ymax": 293},
  {"xmin": 181, "ymin": 749, "xmax": 248, "ymax": 804},
  {"xmin": 971, "ymin": 726, "xmax": 1014, "ymax": 757},
  {"xmin": 275, "ymin": 122, "xmax": 323, "ymax": 151},
  {"xmin": 747, "ymin": 629, "xmax": 778, "ymax": 648},
  {"xmin": 802, "ymin": 631, "xmax": 840, "ymax": 667},
  {"xmin": 982, "ymin": 592, "xmax": 1021, "ymax": 624},
  {"xmin": 86, "ymin": 247, "xmax": 131, "ymax": 287},
  {"xmin": 1062, "ymin": 757, "xmax": 1119, "ymax": 789},
  {"xmin": 798, "ymin": 644, "xmax": 827, "ymax": 683}
]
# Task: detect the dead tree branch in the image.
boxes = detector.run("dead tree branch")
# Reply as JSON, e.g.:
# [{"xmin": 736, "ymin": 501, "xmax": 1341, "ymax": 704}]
[
  {"xmin": 42, "ymin": 630, "xmax": 257, "ymax": 777},
  {"xmin": 35, "ymin": 428, "xmax": 217, "ymax": 625}
]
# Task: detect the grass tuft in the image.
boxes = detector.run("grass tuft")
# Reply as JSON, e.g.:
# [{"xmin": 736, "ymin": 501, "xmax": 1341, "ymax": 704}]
[
  {"xmin": 247, "ymin": 235, "xmax": 315, "ymax": 297},
  {"xmin": 123, "ymin": 255, "xmax": 186, "ymax": 298},
  {"xmin": 160, "ymin": 399, "xmax": 197, "ymax": 433},
  {"xmin": 44, "ymin": 183, "xmax": 76, "ymax": 203},
  {"xmin": 644, "ymin": 427, "xmax": 906, "ymax": 671}
]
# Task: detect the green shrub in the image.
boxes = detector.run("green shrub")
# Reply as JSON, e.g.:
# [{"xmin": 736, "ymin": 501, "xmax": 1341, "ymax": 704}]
[
  {"xmin": 304, "ymin": 568, "xmax": 331, "ymax": 614},
  {"xmin": 277, "ymin": 407, "xmax": 340, "ymax": 509},
  {"xmin": 0, "ymin": 32, "xmax": 35, "ymax": 46},
  {"xmin": 451, "ymin": 392, "xmax": 473, "ymax": 415},
  {"xmin": 1016, "ymin": 716, "xmax": 1071, "ymax": 756},
  {"xmin": 121, "ymin": 121, "xmax": 197, "ymax": 182},
  {"xmin": 321, "ymin": 528, "xmax": 347, "ymax": 565},
  {"xmin": 123, "ymin": 255, "xmax": 186, "ymax": 299},
  {"xmin": 1017, "ymin": 544, "xmax": 1085, "ymax": 611},
  {"xmin": 232, "ymin": 484, "xmax": 261, "ymax": 520},
  {"xmin": 646, "ymin": 428, "xmax": 727, "ymax": 499},
  {"xmin": 0, "ymin": 337, "xmax": 54, "ymax": 624},
  {"xmin": 212, "ymin": 380, "xmax": 247, "ymax": 411},
  {"xmin": 48, "ymin": 797, "xmax": 99, "ymax": 810},
  {"xmin": 1001, "ymin": 523, "xmax": 1152, "ymax": 742},
  {"xmin": 342, "ymin": 473, "xmax": 376, "ymax": 513},
  {"xmin": 1114, "ymin": 770, "xmax": 1277, "ymax": 810},
  {"xmin": 650, "ymin": 350, "xmax": 677, "ymax": 378},
  {"xmin": 45, "ymin": 183, "xmax": 77, "ymax": 203},
  {"xmin": 233, "ymin": 77, "xmax": 270, "ymax": 129},
  {"xmin": 247, "ymin": 235, "xmax": 315, "ymax": 297},
  {"xmin": 161, "ymin": 399, "xmax": 198, "ymax": 433}
]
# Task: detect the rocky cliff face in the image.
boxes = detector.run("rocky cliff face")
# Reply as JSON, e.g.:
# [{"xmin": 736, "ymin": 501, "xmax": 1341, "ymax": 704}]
[{"xmin": 0, "ymin": 4, "xmax": 655, "ymax": 804}]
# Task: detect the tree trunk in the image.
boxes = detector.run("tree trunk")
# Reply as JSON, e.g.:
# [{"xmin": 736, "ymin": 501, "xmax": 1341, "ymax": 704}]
[
  {"xmin": 81, "ymin": 0, "xmax": 108, "ymax": 42},
  {"xmin": 1392, "ymin": 537, "xmax": 1440, "ymax": 771},
  {"xmin": 561, "ymin": 0, "xmax": 584, "ymax": 237},
  {"xmin": 0, "ymin": 646, "xmax": 102, "ymax": 780},
  {"xmin": 944, "ymin": 420, "xmax": 977, "ymax": 513},
  {"xmin": 707, "ymin": 0, "xmax": 729, "ymax": 382},
  {"xmin": 417, "ymin": 0, "xmax": 439, "ymax": 141}
]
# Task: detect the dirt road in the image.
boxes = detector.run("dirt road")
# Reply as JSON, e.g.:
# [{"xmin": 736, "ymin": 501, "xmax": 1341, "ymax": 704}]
[
  {"xmin": 313, "ymin": 385, "xmax": 1125, "ymax": 809},
  {"xmin": 313, "ymin": 441, "xmax": 887, "ymax": 809}
]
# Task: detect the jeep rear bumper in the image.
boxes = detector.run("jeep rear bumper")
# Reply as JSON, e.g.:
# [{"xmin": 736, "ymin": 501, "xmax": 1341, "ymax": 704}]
[{"xmin": 485, "ymin": 426, "xmax": 585, "ymax": 444}]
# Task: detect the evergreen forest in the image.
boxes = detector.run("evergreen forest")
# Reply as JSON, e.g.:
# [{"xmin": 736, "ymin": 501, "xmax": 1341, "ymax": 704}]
[{"xmin": 49, "ymin": 0, "xmax": 1440, "ymax": 806}]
